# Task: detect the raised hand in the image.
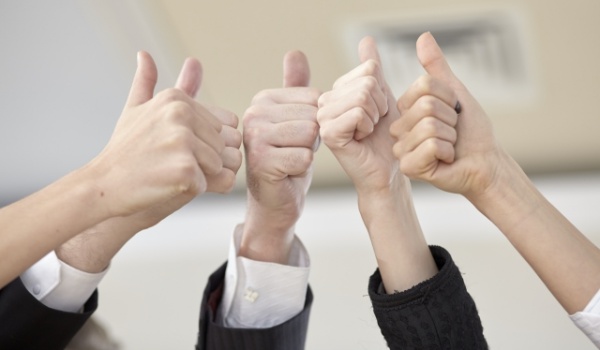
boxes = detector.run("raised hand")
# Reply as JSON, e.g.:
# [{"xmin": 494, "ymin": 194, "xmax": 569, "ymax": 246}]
[
  {"xmin": 55, "ymin": 54, "xmax": 242, "ymax": 272},
  {"xmin": 390, "ymin": 32, "xmax": 502, "ymax": 199},
  {"xmin": 390, "ymin": 33, "xmax": 600, "ymax": 321},
  {"xmin": 88, "ymin": 52, "xmax": 232, "ymax": 219},
  {"xmin": 0, "ymin": 52, "xmax": 242, "ymax": 284},
  {"xmin": 317, "ymin": 37, "xmax": 401, "ymax": 197},
  {"xmin": 174, "ymin": 57, "xmax": 243, "ymax": 194},
  {"xmin": 240, "ymin": 51, "xmax": 320, "ymax": 263},
  {"xmin": 318, "ymin": 37, "xmax": 438, "ymax": 292}
]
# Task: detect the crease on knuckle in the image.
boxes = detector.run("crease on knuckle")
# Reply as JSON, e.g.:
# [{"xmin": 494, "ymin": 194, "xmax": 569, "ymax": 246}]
[
  {"xmin": 414, "ymin": 75, "xmax": 435, "ymax": 95},
  {"xmin": 251, "ymin": 90, "xmax": 273, "ymax": 105}
]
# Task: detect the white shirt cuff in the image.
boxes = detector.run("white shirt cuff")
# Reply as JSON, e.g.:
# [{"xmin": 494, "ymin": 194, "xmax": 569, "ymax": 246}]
[
  {"xmin": 20, "ymin": 251, "xmax": 108, "ymax": 313},
  {"xmin": 569, "ymin": 288, "xmax": 600, "ymax": 348},
  {"xmin": 218, "ymin": 224, "xmax": 310, "ymax": 328}
]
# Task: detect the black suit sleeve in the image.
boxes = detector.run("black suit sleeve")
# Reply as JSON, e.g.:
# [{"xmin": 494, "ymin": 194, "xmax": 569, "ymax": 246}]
[
  {"xmin": 368, "ymin": 246, "xmax": 488, "ymax": 350},
  {"xmin": 196, "ymin": 262, "xmax": 313, "ymax": 350},
  {"xmin": 0, "ymin": 277, "xmax": 97, "ymax": 350}
]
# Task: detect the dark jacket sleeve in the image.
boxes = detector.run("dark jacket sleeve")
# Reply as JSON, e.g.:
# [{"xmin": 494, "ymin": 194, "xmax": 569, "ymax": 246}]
[
  {"xmin": 368, "ymin": 246, "xmax": 488, "ymax": 350},
  {"xmin": 196, "ymin": 262, "xmax": 313, "ymax": 350},
  {"xmin": 0, "ymin": 277, "xmax": 97, "ymax": 350}
]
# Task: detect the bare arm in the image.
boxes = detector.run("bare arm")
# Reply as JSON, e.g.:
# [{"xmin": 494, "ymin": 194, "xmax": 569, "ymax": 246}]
[
  {"xmin": 240, "ymin": 50, "xmax": 319, "ymax": 264},
  {"xmin": 318, "ymin": 37, "xmax": 437, "ymax": 293},
  {"xmin": 1, "ymin": 52, "xmax": 242, "ymax": 285},
  {"xmin": 390, "ymin": 32, "xmax": 600, "ymax": 314}
]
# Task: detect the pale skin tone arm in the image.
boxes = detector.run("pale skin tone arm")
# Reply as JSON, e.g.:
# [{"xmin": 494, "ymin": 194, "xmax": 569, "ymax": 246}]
[
  {"xmin": 318, "ymin": 37, "xmax": 437, "ymax": 293},
  {"xmin": 0, "ymin": 52, "xmax": 242, "ymax": 282},
  {"xmin": 240, "ymin": 51, "xmax": 320, "ymax": 264},
  {"xmin": 390, "ymin": 32, "xmax": 600, "ymax": 314}
]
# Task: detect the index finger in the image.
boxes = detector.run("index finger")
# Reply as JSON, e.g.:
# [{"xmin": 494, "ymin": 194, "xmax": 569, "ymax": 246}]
[
  {"xmin": 202, "ymin": 103, "xmax": 239, "ymax": 129},
  {"xmin": 397, "ymin": 75, "xmax": 458, "ymax": 112},
  {"xmin": 251, "ymin": 87, "xmax": 321, "ymax": 106}
]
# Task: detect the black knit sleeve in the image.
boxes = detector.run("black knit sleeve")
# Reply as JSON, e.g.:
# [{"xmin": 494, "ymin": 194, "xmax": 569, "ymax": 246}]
[{"xmin": 368, "ymin": 246, "xmax": 487, "ymax": 350}]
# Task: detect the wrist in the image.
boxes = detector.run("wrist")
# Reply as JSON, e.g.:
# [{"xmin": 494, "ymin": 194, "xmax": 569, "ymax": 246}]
[
  {"xmin": 55, "ymin": 218, "xmax": 138, "ymax": 273},
  {"xmin": 465, "ymin": 152, "xmax": 540, "ymax": 232},
  {"xmin": 70, "ymin": 161, "xmax": 115, "ymax": 220},
  {"xmin": 239, "ymin": 222, "xmax": 296, "ymax": 264},
  {"xmin": 356, "ymin": 176, "xmax": 438, "ymax": 292},
  {"xmin": 241, "ymin": 194, "xmax": 300, "ymax": 264},
  {"xmin": 356, "ymin": 174, "xmax": 411, "ymax": 222}
]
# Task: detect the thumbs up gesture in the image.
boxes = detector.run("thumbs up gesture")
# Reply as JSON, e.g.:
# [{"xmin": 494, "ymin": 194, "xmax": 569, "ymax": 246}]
[
  {"xmin": 89, "ymin": 51, "xmax": 241, "ymax": 220},
  {"xmin": 241, "ymin": 51, "xmax": 321, "ymax": 256},
  {"xmin": 390, "ymin": 32, "xmax": 503, "ymax": 198},
  {"xmin": 318, "ymin": 36, "xmax": 403, "ymax": 197}
]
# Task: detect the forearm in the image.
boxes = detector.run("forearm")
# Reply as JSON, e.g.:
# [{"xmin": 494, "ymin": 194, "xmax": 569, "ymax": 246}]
[
  {"xmin": 0, "ymin": 167, "xmax": 109, "ymax": 287},
  {"xmin": 239, "ymin": 194, "xmax": 299, "ymax": 264},
  {"xmin": 358, "ymin": 176, "xmax": 438, "ymax": 293},
  {"xmin": 469, "ymin": 154, "xmax": 600, "ymax": 314},
  {"xmin": 55, "ymin": 216, "xmax": 140, "ymax": 273}
]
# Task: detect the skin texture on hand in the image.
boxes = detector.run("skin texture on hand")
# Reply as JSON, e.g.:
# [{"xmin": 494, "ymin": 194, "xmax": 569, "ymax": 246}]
[
  {"xmin": 318, "ymin": 36, "xmax": 437, "ymax": 292},
  {"xmin": 0, "ymin": 52, "xmax": 242, "ymax": 280},
  {"xmin": 56, "ymin": 52, "xmax": 243, "ymax": 273},
  {"xmin": 239, "ymin": 51, "xmax": 320, "ymax": 264},
  {"xmin": 86, "ymin": 52, "xmax": 228, "ymax": 219},
  {"xmin": 390, "ymin": 32, "xmax": 501, "ymax": 200},
  {"xmin": 390, "ymin": 32, "xmax": 600, "ymax": 314}
]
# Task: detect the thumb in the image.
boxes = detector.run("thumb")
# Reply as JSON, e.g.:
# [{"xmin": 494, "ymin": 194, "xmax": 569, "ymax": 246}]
[
  {"xmin": 283, "ymin": 51, "xmax": 310, "ymax": 88},
  {"xmin": 358, "ymin": 36, "xmax": 383, "ymax": 65},
  {"xmin": 126, "ymin": 51, "xmax": 158, "ymax": 107},
  {"xmin": 175, "ymin": 57, "xmax": 203, "ymax": 98},
  {"xmin": 416, "ymin": 32, "xmax": 457, "ymax": 84}
]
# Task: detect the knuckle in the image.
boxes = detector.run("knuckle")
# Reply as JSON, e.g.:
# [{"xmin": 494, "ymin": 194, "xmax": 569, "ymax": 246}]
[
  {"xmin": 204, "ymin": 156, "xmax": 223, "ymax": 175},
  {"xmin": 231, "ymin": 149, "xmax": 243, "ymax": 170},
  {"xmin": 363, "ymin": 59, "xmax": 381, "ymax": 76},
  {"xmin": 244, "ymin": 143, "xmax": 266, "ymax": 164},
  {"xmin": 423, "ymin": 137, "xmax": 442, "ymax": 154},
  {"xmin": 218, "ymin": 108, "xmax": 239, "ymax": 128},
  {"xmin": 332, "ymin": 76, "xmax": 345, "ymax": 89},
  {"xmin": 242, "ymin": 105, "xmax": 264, "ymax": 127},
  {"xmin": 413, "ymin": 75, "xmax": 435, "ymax": 94},
  {"xmin": 165, "ymin": 101, "xmax": 192, "ymax": 124},
  {"xmin": 242, "ymin": 125, "xmax": 262, "ymax": 147},
  {"xmin": 173, "ymin": 160, "xmax": 200, "ymax": 191},
  {"xmin": 418, "ymin": 97, "xmax": 438, "ymax": 116},
  {"xmin": 158, "ymin": 88, "xmax": 184, "ymax": 103},
  {"xmin": 230, "ymin": 128, "xmax": 243, "ymax": 148},
  {"xmin": 363, "ymin": 76, "xmax": 379, "ymax": 91},
  {"xmin": 356, "ymin": 89, "xmax": 372, "ymax": 107},
  {"xmin": 217, "ymin": 171, "xmax": 237, "ymax": 193},
  {"xmin": 250, "ymin": 89, "xmax": 273, "ymax": 105},
  {"xmin": 421, "ymin": 117, "xmax": 441, "ymax": 135},
  {"xmin": 164, "ymin": 128, "xmax": 192, "ymax": 148},
  {"xmin": 286, "ymin": 149, "xmax": 313, "ymax": 170},
  {"xmin": 317, "ymin": 91, "xmax": 331, "ymax": 109},
  {"xmin": 316, "ymin": 108, "xmax": 329, "ymax": 124},
  {"xmin": 319, "ymin": 125, "xmax": 335, "ymax": 144}
]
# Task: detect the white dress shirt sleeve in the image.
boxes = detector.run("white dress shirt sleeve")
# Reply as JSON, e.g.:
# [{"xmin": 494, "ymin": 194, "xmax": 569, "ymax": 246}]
[
  {"xmin": 570, "ymin": 288, "xmax": 600, "ymax": 348},
  {"xmin": 217, "ymin": 224, "xmax": 310, "ymax": 329},
  {"xmin": 20, "ymin": 251, "xmax": 107, "ymax": 313}
]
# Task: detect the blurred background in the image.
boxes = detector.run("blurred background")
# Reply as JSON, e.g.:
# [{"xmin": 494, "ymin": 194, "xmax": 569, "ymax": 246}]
[{"xmin": 1, "ymin": 1, "xmax": 599, "ymax": 349}]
